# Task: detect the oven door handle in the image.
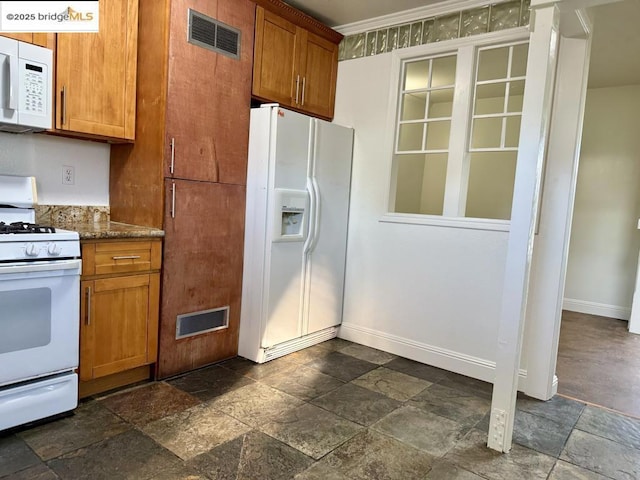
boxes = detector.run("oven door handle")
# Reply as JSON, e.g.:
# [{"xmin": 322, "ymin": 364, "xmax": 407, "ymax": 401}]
[{"xmin": 0, "ymin": 259, "xmax": 81, "ymax": 276}]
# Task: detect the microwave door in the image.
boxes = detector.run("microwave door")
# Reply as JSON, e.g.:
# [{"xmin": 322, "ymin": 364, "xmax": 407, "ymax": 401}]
[{"xmin": 0, "ymin": 36, "xmax": 19, "ymax": 125}]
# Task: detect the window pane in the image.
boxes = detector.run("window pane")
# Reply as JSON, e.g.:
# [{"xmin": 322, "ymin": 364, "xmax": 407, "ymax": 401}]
[
  {"xmin": 507, "ymin": 80, "xmax": 525, "ymax": 112},
  {"xmin": 428, "ymin": 88, "xmax": 454, "ymax": 118},
  {"xmin": 505, "ymin": 116, "xmax": 521, "ymax": 147},
  {"xmin": 394, "ymin": 154, "xmax": 447, "ymax": 215},
  {"xmin": 431, "ymin": 55, "xmax": 456, "ymax": 87},
  {"xmin": 477, "ymin": 47, "xmax": 509, "ymax": 81},
  {"xmin": 511, "ymin": 43, "xmax": 529, "ymax": 77},
  {"xmin": 425, "ymin": 121, "xmax": 451, "ymax": 150},
  {"xmin": 465, "ymin": 151, "xmax": 517, "ymax": 220},
  {"xmin": 405, "ymin": 60, "xmax": 430, "ymax": 90},
  {"xmin": 471, "ymin": 117, "xmax": 503, "ymax": 149},
  {"xmin": 475, "ymin": 83, "xmax": 506, "ymax": 115},
  {"xmin": 402, "ymin": 92, "xmax": 427, "ymax": 120},
  {"xmin": 398, "ymin": 123, "xmax": 424, "ymax": 151}
]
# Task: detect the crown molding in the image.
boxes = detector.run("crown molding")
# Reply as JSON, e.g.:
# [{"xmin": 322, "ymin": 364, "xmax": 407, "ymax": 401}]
[
  {"xmin": 335, "ymin": 0, "xmax": 505, "ymax": 36},
  {"xmin": 253, "ymin": 0, "xmax": 343, "ymax": 44}
]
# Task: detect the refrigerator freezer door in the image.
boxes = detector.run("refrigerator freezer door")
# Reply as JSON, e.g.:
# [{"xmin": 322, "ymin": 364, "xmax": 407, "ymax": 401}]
[
  {"xmin": 262, "ymin": 107, "xmax": 312, "ymax": 348},
  {"xmin": 303, "ymin": 119, "xmax": 354, "ymax": 335}
]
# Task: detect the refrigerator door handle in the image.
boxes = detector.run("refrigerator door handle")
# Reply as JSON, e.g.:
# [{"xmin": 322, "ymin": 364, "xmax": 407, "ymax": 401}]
[
  {"xmin": 302, "ymin": 178, "xmax": 316, "ymax": 255},
  {"xmin": 308, "ymin": 177, "xmax": 321, "ymax": 253}
]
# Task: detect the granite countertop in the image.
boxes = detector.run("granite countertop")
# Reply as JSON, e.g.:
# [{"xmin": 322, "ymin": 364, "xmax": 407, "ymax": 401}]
[
  {"xmin": 57, "ymin": 221, "xmax": 165, "ymax": 240},
  {"xmin": 35, "ymin": 206, "xmax": 164, "ymax": 240}
]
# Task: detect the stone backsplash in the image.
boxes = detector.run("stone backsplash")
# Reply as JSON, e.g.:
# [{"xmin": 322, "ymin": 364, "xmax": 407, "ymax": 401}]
[{"xmin": 36, "ymin": 205, "xmax": 110, "ymax": 225}]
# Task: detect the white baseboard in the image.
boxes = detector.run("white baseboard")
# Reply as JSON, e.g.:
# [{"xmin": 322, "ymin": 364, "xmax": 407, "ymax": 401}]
[
  {"xmin": 563, "ymin": 298, "xmax": 630, "ymax": 321},
  {"xmin": 338, "ymin": 322, "xmax": 529, "ymax": 391}
]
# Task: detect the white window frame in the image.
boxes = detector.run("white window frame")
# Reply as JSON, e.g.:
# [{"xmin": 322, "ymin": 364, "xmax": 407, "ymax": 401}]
[{"xmin": 382, "ymin": 27, "xmax": 530, "ymax": 232}]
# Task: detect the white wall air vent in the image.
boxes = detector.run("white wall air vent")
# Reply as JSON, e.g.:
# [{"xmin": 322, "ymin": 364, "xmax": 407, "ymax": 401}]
[{"xmin": 188, "ymin": 9, "xmax": 240, "ymax": 60}]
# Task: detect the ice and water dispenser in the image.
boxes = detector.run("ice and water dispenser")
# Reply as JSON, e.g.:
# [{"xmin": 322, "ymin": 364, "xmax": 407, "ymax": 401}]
[{"xmin": 273, "ymin": 189, "xmax": 307, "ymax": 242}]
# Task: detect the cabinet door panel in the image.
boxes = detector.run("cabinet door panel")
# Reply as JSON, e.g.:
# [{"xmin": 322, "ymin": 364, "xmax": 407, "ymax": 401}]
[
  {"xmin": 252, "ymin": 7, "xmax": 298, "ymax": 107},
  {"xmin": 300, "ymin": 31, "xmax": 338, "ymax": 119},
  {"xmin": 165, "ymin": 0, "xmax": 254, "ymax": 185},
  {"xmin": 56, "ymin": 0, "xmax": 138, "ymax": 140},
  {"xmin": 159, "ymin": 179, "xmax": 245, "ymax": 378},
  {"xmin": 81, "ymin": 274, "xmax": 156, "ymax": 380}
]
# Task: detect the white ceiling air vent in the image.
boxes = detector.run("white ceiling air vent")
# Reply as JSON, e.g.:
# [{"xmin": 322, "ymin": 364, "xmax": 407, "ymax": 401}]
[{"xmin": 188, "ymin": 9, "xmax": 241, "ymax": 60}]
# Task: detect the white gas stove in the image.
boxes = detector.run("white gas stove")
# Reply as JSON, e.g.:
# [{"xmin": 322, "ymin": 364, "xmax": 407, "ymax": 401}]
[{"xmin": 0, "ymin": 175, "xmax": 81, "ymax": 431}]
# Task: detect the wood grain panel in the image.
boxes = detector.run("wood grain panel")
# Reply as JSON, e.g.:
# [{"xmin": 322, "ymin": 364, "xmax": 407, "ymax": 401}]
[
  {"xmin": 164, "ymin": 0, "xmax": 255, "ymax": 185},
  {"xmin": 79, "ymin": 280, "xmax": 94, "ymax": 381},
  {"xmin": 89, "ymin": 274, "xmax": 152, "ymax": 379},
  {"xmin": 0, "ymin": 33, "xmax": 33, "ymax": 42},
  {"xmin": 299, "ymin": 30, "xmax": 338, "ymax": 119},
  {"xmin": 158, "ymin": 179, "xmax": 245, "ymax": 378},
  {"xmin": 56, "ymin": 0, "xmax": 138, "ymax": 140},
  {"xmin": 79, "ymin": 365, "xmax": 151, "ymax": 399},
  {"xmin": 252, "ymin": 7, "xmax": 298, "ymax": 108},
  {"xmin": 32, "ymin": 33, "xmax": 55, "ymax": 49},
  {"xmin": 110, "ymin": 0, "xmax": 170, "ymax": 228}
]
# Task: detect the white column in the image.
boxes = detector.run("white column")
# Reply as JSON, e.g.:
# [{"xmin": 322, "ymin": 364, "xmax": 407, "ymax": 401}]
[
  {"xmin": 487, "ymin": 2, "xmax": 560, "ymax": 452},
  {"xmin": 523, "ymin": 31, "xmax": 592, "ymax": 400}
]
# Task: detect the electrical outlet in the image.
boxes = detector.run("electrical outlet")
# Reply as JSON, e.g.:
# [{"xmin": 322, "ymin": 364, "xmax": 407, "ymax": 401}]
[{"xmin": 62, "ymin": 165, "xmax": 75, "ymax": 185}]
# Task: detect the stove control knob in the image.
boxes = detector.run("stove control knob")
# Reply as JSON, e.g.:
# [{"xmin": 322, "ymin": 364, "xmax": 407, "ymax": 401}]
[
  {"xmin": 48, "ymin": 243, "xmax": 62, "ymax": 256},
  {"xmin": 25, "ymin": 243, "xmax": 40, "ymax": 257}
]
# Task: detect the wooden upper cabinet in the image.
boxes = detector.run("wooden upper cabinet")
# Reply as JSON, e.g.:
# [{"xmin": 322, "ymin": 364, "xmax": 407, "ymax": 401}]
[
  {"xmin": 252, "ymin": 3, "xmax": 341, "ymax": 120},
  {"xmin": 55, "ymin": 0, "xmax": 138, "ymax": 141},
  {"xmin": 253, "ymin": 8, "xmax": 298, "ymax": 107},
  {"xmin": 297, "ymin": 30, "xmax": 338, "ymax": 119}
]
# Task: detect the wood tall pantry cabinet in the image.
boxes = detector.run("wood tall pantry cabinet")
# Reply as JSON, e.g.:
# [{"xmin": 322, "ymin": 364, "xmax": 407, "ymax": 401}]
[{"xmin": 110, "ymin": 0, "xmax": 255, "ymax": 378}]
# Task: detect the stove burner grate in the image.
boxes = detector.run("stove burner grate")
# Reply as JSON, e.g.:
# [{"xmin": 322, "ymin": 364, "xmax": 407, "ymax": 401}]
[{"xmin": 0, "ymin": 222, "xmax": 57, "ymax": 234}]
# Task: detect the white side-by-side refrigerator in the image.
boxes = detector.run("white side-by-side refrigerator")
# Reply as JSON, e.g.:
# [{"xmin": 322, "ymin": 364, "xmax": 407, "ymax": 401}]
[{"xmin": 239, "ymin": 105, "xmax": 354, "ymax": 363}]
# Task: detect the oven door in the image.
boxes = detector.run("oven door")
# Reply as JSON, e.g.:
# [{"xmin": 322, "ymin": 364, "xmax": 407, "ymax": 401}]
[{"xmin": 0, "ymin": 259, "xmax": 81, "ymax": 386}]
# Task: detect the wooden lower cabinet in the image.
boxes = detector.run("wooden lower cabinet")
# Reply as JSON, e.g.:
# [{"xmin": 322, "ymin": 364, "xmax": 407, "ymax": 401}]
[{"xmin": 79, "ymin": 238, "xmax": 161, "ymax": 397}]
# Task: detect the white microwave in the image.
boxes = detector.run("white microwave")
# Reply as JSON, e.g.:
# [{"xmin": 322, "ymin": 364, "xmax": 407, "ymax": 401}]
[{"xmin": 0, "ymin": 37, "xmax": 52, "ymax": 133}]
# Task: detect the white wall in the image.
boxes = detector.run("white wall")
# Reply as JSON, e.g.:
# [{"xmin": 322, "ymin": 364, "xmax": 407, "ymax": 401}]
[
  {"xmin": 335, "ymin": 53, "xmax": 513, "ymax": 382},
  {"xmin": 564, "ymin": 85, "xmax": 640, "ymax": 319},
  {"xmin": 0, "ymin": 133, "xmax": 110, "ymax": 205}
]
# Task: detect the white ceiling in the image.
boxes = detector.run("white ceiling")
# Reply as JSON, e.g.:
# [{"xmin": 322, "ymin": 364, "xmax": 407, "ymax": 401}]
[{"xmin": 284, "ymin": 0, "xmax": 640, "ymax": 88}]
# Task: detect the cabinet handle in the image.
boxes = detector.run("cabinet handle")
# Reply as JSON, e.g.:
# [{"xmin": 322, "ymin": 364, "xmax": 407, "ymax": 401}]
[
  {"xmin": 170, "ymin": 137, "xmax": 175, "ymax": 174},
  {"xmin": 61, "ymin": 85, "xmax": 67, "ymax": 126},
  {"xmin": 171, "ymin": 181, "xmax": 176, "ymax": 218},
  {"xmin": 295, "ymin": 75, "xmax": 300, "ymax": 104},
  {"xmin": 112, "ymin": 255, "xmax": 141, "ymax": 260},
  {"xmin": 85, "ymin": 286, "xmax": 91, "ymax": 326},
  {"xmin": 301, "ymin": 77, "xmax": 306, "ymax": 106}
]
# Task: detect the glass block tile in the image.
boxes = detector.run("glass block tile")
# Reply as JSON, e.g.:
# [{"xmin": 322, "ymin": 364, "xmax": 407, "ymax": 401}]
[
  {"xmin": 344, "ymin": 33, "xmax": 366, "ymax": 59},
  {"xmin": 338, "ymin": 39, "xmax": 346, "ymax": 61},
  {"xmin": 422, "ymin": 19, "xmax": 434, "ymax": 44},
  {"xmin": 520, "ymin": 0, "xmax": 531, "ymax": 26},
  {"xmin": 434, "ymin": 13, "xmax": 461, "ymax": 42},
  {"xmin": 366, "ymin": 31, "xmax": 377, "ymax": 56},
  {"xmin": 461, "ymin": 7, "xmax": 489, "ymax": 37},
  {"xmin": 410, "ymin": 22, "xmax": 423, "ymax": 46},
  {"xmin": 387, "ymin": 27, "xmax": 399, "ymax": 52},
  {"xmin": 398, "ymin": 24, "xmax": 411, "ymax": 49},
  {"xmin": 376, "ymin": 28, "xmax": 388, "ymax": 54},
  {"xmin": 489, "ymin": 0, "xmax": 521, "ymax": 32}
]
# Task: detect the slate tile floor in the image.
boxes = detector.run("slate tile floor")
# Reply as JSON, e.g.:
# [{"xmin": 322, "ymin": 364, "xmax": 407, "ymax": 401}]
[{"xmin": 2, "ymin": 339, "xmax": 640, "ymax": 479}]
